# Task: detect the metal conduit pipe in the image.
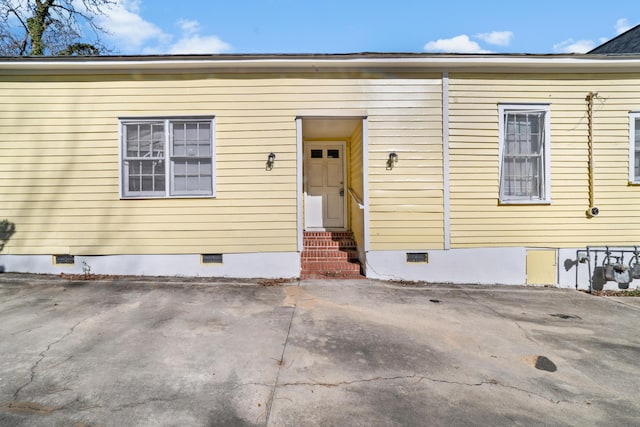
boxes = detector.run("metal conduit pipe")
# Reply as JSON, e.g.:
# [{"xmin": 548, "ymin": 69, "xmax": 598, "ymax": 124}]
[{"xmin": 585, "ymin": 92, "xmax": 599, "ymax": 218}]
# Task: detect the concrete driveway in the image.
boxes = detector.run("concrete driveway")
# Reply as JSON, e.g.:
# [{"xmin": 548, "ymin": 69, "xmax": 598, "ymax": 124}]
[{"xmin": 0, "ymin": 274, "xmax": 639, "ymax": 426}]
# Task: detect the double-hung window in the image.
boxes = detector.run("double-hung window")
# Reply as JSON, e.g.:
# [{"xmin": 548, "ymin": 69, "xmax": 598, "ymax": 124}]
[
  {"xmin": 629, "ymin": 112, "xmax": 640, "ymax": 183},
  {"xmin": 120, "ymin": 117, "xmax": 215, "ymax": 198},
  {"xmin": 498, "ymin": 104, "xmax": 551, "ymax": 203}
]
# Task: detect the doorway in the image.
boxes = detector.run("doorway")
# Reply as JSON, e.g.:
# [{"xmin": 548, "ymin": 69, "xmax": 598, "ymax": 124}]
[{"xmin": 304, "ymin": 141, "xmax": 346, "ymax": 230}]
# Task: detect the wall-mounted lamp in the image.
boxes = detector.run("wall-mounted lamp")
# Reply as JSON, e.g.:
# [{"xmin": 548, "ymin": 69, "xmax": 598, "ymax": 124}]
[
  {"xmin": 266, "ymin": 152, "xmax": 276, "ymax": 171},
  {"xmin": 386, "ymin": 152, "xmax": 398, "ymax": 170}
]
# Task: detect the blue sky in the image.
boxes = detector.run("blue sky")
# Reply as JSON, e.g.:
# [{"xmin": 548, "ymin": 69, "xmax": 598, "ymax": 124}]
[{"xmin": 97, "ymin": 0, "xmax": 639, "ymax": 55}]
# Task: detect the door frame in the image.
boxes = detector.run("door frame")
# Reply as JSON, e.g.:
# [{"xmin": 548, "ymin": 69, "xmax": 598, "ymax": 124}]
[
  {"xmin": 296, "ymin": 116, "xmax": 370, "ymax": 256},
  {"xmin": 303, "ymin": 140, "xmax": 347, "ymax": 231}
]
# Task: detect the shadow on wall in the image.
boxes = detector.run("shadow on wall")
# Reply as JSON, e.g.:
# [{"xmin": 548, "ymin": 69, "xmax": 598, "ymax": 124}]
[
  {"xmin": 0, "ymin": 219, "xmax": 16, "ymax": 273},
  {"xmin": 564, "ymin": 257, "xmax": 605, "ymax": 290}
]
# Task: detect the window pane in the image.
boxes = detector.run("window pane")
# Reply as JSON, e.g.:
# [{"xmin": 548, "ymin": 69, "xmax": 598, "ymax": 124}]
[
  {"xmin": 186, "ymin": 123, "xmax": 198, "ymax": 141},
  {"xmin": 174, "ymin": 176, "xmax": 186, "ymax": 192},
  {"xmin": 186, "ymin": 144, "xmax": 199, "ymax": 157},
  {"xmin": 125, "ymin": 123, "xmax": 164, "ymax": 159},
  {"xmin": 172, "ymin": 159, "xmax": 212, "ymax": 194},
  {"xmin": 174, "ymin": 162, "xmax": 186, "ymax": 174},
  {"xmin": 172, "ymin": 121, "xmax": 211, "ymax": 157},
  {"xmin": 127, "ymin": 160, "xmax": 165, "ymax": 194},
  {"xmin": 328, "ymin": 149, "xmax": 340, "ymax": 158},
  {"xmin": 198, "ymin": 143, "xmax": 211, "ymax": 156},
  {"xmin": 174, "ymin": 123, "xmax": 185, "ymax": 142},
  {"xmin": 311, "ymin": 149, "xmax": 322, "ymax": 158},
  {"xmin": 198, "ymin": 123, "xmax": 211, "ymax": 141}
]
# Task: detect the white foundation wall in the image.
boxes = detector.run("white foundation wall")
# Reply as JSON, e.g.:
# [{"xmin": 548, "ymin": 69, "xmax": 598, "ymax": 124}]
[
  {"xmin": 365, "ymin": 248, "xmax": 527, "ymax": 285},
  {"xmin": 559, "ymin": 248, "xmax": 589, "ymax": 290},
  {"xmin": 0, "ymin": 252, "xmax": 300, "ymax": 279}
]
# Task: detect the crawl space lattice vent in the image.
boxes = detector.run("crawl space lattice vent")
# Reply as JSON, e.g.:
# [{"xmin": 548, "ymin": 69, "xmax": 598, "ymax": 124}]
[
  {"xmin": 53, "ymin": 255, "xmax": 75, "ymax": 265},
  {"xmin": 202, "ymin": 254, "xmax": 223, "ymax": 264},
  {"xmin": 406, "ymin": 252, "xmax": 428, "ymax": 263}
]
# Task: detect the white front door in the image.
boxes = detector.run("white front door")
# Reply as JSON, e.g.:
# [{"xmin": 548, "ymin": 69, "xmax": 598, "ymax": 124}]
[{"xmin": 304, "ymin": 142, "xmax": 346, "ymax": 230}]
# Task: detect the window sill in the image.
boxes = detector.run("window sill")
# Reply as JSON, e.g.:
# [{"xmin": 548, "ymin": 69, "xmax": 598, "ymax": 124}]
[
  {"xmin": 498, "ymin": 199, "xmax": 551, "ymax": 206},
  {"xmin": 120, "ymin": 195, "xmax": 216, "ymax": 200}
]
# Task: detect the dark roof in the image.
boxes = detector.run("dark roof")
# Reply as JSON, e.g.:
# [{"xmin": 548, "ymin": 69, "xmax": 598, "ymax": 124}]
[{"xmin": 589, "ymin": 24, "xmax": 640, "ymax": 54}]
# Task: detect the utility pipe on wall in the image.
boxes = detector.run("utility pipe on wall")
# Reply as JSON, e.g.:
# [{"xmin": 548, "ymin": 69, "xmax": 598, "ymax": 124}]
[{"xmin": 585, "ymin": 92, "xmax": 599, "ymax": 217}]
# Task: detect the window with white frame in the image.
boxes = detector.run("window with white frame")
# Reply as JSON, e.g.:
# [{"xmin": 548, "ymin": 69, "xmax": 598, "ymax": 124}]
[
  {"xmin": 120, "ymin": 117, "xmax": 215, "ymax": 198},
  {"xmin": 499, "ymin": 104, "xmax": 551, "ymax": 203},
  {"xmin": 629, "ymin": 112, "xmax": 640, "ymax": 183}
]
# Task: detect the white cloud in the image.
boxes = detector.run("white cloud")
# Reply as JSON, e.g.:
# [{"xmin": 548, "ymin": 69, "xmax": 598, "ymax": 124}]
[
  {"xmin": 424, "ymin": 35, "xmax": 491, "ymax": 53},
  {"xmin": 168, "ymin": 34, "xmax": 231, "ymax": 54},
  {"xmin": 161, "ymin": 18, "xmax": 231, "ymax": 54},
  {"xmin": 95, "ymin": 1, "xmax": 231, "ymax": 54},
  {"xmin": 178, "ymin": 19, "xmax": 201, "ymax": 37},
  {"xmin": 615, "ymin": 18, "xmax": 632, "ymax": 35},
  {"xmin": 475, "ymin": 31, "xmax": 513, "ymax": 46},
  {"xmin": 99, "ymin": 0, "xmax": 170, "ymax": 53},
  {"xmin": 553, "ymin": 38, "xmax": 595, "ymax": 53}
]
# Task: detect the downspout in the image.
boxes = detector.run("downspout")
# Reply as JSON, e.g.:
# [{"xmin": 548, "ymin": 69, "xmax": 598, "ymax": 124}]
[{"xmin": 585, "ymin": 92, "xmax": 599, "ymax": 218}]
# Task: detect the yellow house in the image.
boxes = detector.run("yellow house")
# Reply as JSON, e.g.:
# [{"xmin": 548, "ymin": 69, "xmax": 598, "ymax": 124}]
[{"xmin": 1, "ymin": 53, "xmax": 640, "ymax": 289}]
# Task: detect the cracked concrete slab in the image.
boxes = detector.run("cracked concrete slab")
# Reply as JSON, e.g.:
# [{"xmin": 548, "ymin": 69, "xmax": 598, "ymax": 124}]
[{"xmin": 0, "ymin": 274, "xmax": 639, "ymax": 426}]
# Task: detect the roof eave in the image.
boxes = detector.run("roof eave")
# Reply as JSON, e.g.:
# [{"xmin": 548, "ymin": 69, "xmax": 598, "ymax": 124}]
[{"xmin": 1, "ymin": 53, "xmax": 640, "ymax": 74}]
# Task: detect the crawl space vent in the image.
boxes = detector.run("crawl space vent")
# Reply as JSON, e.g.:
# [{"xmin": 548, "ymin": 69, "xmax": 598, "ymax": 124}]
[
  {"xmin": 202, "ymin": 254, "xmax": 223, "ymax": 264},
  {"xmin": 54, "ymin": 255, "xmax": 75, "ymax": 265},
  {"xmin": 406, "ymin": 252, "xmax": 428, "ymax": 263}
]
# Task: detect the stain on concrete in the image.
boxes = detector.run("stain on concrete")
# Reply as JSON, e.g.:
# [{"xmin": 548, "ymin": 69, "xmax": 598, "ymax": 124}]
[
  {"xmin": 521, "ymin": 355, "xmax": 557, "ymax": 372},
  {"xmin": 550, "ymin": 313, "xmax": 581, "ymax": 320},
  {"xmin": 291, "ymin": 317, "xmax": 443, "ymax": 372}
]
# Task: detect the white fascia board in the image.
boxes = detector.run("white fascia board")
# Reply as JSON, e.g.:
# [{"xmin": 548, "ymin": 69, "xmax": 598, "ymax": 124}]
[{"xmin": 3, "ymin": 54, "xmax": 640, "ymax": 74}]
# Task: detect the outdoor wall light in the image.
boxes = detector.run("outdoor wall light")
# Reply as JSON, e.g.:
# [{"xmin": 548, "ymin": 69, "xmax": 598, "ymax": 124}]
[
  {"xmin": 266, "ymin": 152, "xmax": 276, "ymax": 170},
  {"xmin": 386, "ymin": 152, "xmax": 398, "ymax": 170}
]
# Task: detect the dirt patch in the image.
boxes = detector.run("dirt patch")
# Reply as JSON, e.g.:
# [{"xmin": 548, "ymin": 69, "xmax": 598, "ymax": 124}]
[
  {"xmin": 1, "ymin": 401, "xmax": 57, "ymax": 414},
  {"xmin": 60, "ymin": 273, "xmax": 124, "ymax": 281},
  {"xmin": 258, "ymin": 278, "xmax": 297, "ymax": 287},
  {"xmin": 591, "ymin": 289, "xmax": 640, "ymax": 297}
]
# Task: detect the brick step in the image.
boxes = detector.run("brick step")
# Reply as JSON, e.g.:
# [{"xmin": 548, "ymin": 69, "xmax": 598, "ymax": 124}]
[
  {"xmin": 303, "ymin": 231, "xmax": 354, "ymax": 239},
  {"xmin": 302, "ymin": 249, "xmax": 358, "ymax": 260},
  {"xmin": 301, "ymin": 230, "xmax": 363, "ymax": 279},
  {"xmin": 303, "ymin": 239, "xmax": 357, "ymax": 249}
]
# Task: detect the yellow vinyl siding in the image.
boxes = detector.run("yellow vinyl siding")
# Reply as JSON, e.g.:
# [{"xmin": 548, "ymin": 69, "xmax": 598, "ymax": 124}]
[
  {"xmin": 449, "ymin": 73, "xmax": 640, "ymax": 248},
  {"xmin": 0, "ymin": 72, "xmax": 443, "ymax": 255},
  {"xmin": 367, "ymin": 81, "xmax": 444, "ymax": 250}
]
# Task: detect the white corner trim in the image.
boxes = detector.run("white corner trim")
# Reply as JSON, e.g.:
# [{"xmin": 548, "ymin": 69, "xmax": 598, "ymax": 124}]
[
  {"xmin": 296, "ymin": 117, "xmax": 303, "ymax": 252},
  {"xmin": 442, "ymin": 72, "xmax": 451, "ymax": 250}
]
